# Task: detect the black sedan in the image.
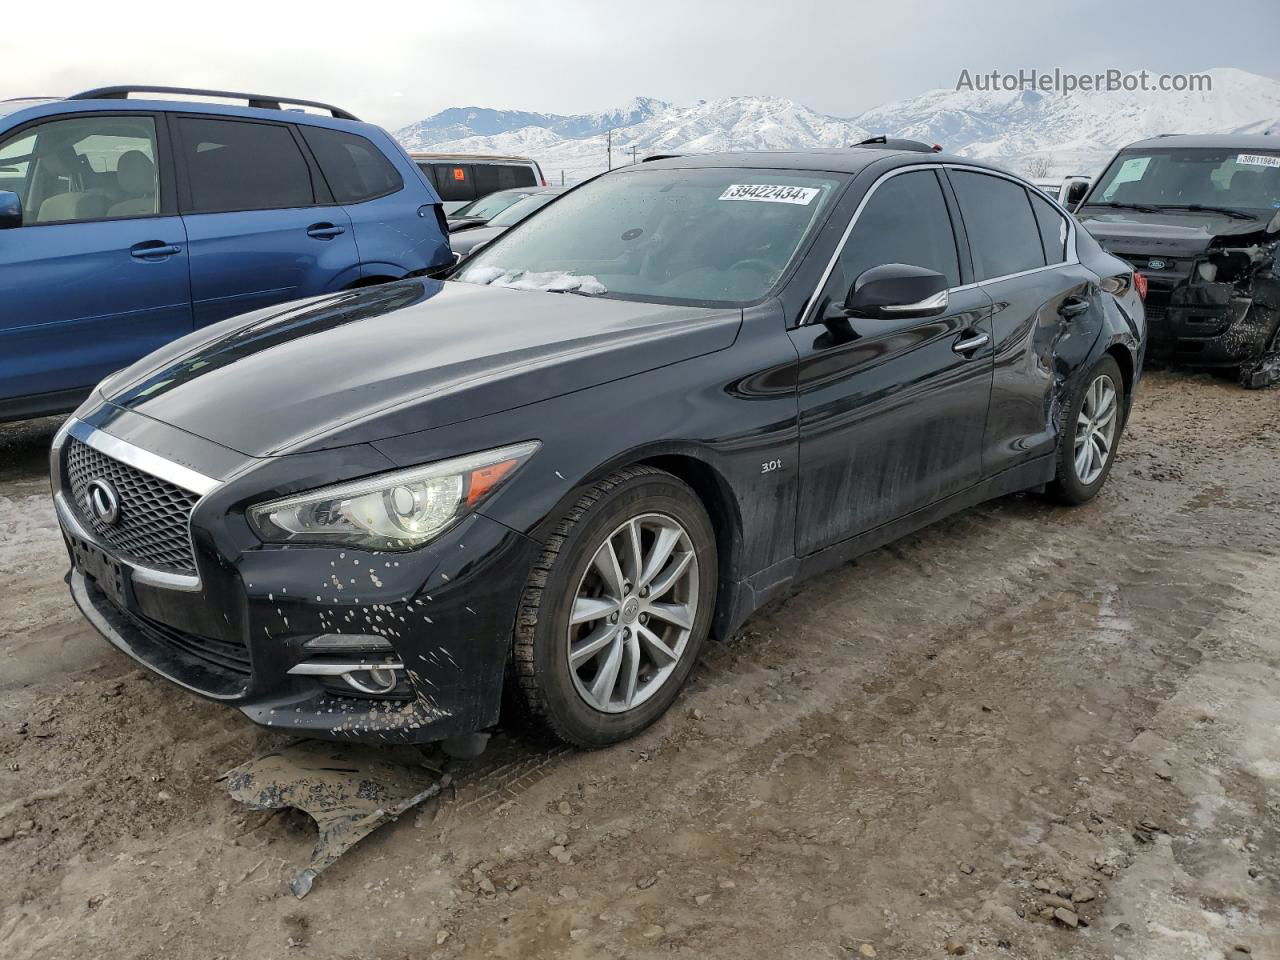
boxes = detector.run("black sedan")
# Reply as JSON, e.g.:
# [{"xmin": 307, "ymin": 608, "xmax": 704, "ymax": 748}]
[
  {"xmin": 449, "ymin": 187, "xmax": 565, "ymax": 259},
  {"xmin": 446, "ymin": 185, "xmax": 547, "ymax": 231},
  {"xmin": 52, "ymin": 148, "xmax": 1145, "ymax": 752}
]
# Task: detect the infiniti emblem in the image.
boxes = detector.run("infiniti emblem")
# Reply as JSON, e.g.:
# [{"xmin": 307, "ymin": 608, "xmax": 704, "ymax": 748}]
[{"xmin": 86, "ymin": 479, "xmax": 121, "ymax": 525}]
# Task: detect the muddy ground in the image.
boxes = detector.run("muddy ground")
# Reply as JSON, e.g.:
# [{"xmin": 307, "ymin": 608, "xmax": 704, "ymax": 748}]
[{"xmin": 1, "ymin": 371, "xmax": 1277, "ymax": 960}]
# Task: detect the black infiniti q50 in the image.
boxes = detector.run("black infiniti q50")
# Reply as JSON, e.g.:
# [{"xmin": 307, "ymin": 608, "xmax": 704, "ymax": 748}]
[{"xmin": 53, "ymin": 147, "xmax": 1145, "ymax": 750}]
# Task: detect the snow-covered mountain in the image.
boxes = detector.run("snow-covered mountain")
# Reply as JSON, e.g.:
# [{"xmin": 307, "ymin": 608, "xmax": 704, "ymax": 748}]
[
  {"xmin": 396, "ymin": 68, "xmax": 1280, "ymax": 183},
  {"xmin": 855, "ymin": 67, "xmax": 1280, "ymax": 176},
  {"xmin": 398, "ymin": 96, "xmax": 869, "ymax": 182}
]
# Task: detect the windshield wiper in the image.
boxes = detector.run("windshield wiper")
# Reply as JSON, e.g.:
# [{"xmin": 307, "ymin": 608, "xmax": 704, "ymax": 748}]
[
  {"xmin": 1151, "ymin": 204, "xmax": 1257, "ymax": 221},
  {"xmin": 1081, "ymin": 201, "xmax": 1161, "ymax": 214}
]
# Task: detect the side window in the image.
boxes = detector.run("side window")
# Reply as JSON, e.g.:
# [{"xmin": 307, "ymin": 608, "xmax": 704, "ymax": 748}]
[
  {"xmin": 177, "ymin": 117, "xmax": 314, "ymax": 214},
  {"xmin": 827, "ymin": 169, "xmax": 961, "ymax": 298},
  {"xmin": 0, "ymin": 115, "xmax": 159, "ymax": 224},
  {"xmin": 298, "ymin": 126, "xmax": 402, "ymax": 203},
  {"xmin": 475, "ymin": 164, "xmax": 537, "ymax": 194},
  {"xmin": 1029, "ymin": 192, "xmax": 1070, "ymax": 264},
  {"xmin": 415, "ymin": 162, "xmax": 438, "ymax": 189},
  {"xmin": 950, "ymin": 171, "xmax": 1046, "ymax": 280},
  {"xmin": 431, "ymin": 163, "xmax": 476, "ymax": 203},
  {"xmin": 0, "ymin": 133, "xmax": 34, "ymax": 200}
]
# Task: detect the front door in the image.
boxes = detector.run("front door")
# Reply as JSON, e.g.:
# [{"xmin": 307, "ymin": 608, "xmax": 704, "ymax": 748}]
[
  {"xmin": 0, "ymin": 113, "xmax": 191, "ymax": 405},
  {"xmin": 788, "ymin": 168, "xmax": 994, "ymax": 555}
]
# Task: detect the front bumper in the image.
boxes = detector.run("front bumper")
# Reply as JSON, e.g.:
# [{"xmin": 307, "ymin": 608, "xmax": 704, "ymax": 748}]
[
  {"xmin": 1135, "ymin": 266, "xmax": 1274, "ymax": 368},
  {"xmin": 54, "ymin": 418, "xmax": 541, "ymax": 744}
]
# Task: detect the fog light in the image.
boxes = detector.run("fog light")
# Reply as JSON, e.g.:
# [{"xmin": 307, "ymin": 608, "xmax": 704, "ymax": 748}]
[
  {"xmin": 303, "ymin": 634, "xmax": 394, "ymax": 654},
  {"xmin": 341, "ymin": 667, "xmax": 402, "ymax": 695}
]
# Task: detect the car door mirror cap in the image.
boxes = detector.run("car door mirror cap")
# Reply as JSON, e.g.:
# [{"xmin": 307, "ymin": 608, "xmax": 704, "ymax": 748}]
[
  {"xmin": 0, "ymin": 191, "xmax": 22, "ymax": 229},
  {"xmin": 844, "ymin": 263, "xmax": 949, "ymax": 320}
]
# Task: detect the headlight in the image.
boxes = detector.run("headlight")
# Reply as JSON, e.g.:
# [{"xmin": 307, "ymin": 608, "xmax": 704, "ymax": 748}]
[{"xmin": 248, "ymin": 441, "xmax": 539, "ymax": 550}]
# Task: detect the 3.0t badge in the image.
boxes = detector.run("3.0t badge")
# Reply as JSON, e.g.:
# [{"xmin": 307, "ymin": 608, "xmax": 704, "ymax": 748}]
[{"xmin": 86, "ymin": 478, "xmax": 121, "ymax": 525}]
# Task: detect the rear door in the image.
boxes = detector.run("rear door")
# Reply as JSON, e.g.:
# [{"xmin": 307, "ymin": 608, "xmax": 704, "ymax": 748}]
[
  {"xmin": 789, "ymin": 167, "xmax": 994, "ymax": 555},
  {"xmin": 0, "ymin": 112, "xmax": 191, "ymax": 405},
  {"xmin": 299, "ymin": 125, "xmax": 450, "ymax": 279},
  {"xmin": 946, "ymin": 169, "xmax": 1102, "ymax": 474},
  {"xmin": 174, "ymin": 115, "xmax": 359, "ymax": 326}
]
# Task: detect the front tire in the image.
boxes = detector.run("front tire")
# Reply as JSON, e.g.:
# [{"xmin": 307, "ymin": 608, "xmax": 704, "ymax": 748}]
[
  {"xmin": 1046, "ymin": 355, "xmax": 1125, "ymax": 504},
  {"xmin": 511, "ymin": 467, "xmax": 717, "ymax": 748}
]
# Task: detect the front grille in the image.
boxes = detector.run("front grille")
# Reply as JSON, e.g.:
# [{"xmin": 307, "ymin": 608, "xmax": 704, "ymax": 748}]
[{"xmin": 65, "ymin": 438, "xmax": 200, "ymax": 574}]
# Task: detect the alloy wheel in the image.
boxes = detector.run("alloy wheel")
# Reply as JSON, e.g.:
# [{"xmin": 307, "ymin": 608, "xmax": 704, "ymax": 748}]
[
  {"xmin": 566, "ymin": 512, "xmax": 700, "ymax": 714},
  {"xmin": 1074, "ymin": 374, "xmax": 1119, "ymax": 486}
]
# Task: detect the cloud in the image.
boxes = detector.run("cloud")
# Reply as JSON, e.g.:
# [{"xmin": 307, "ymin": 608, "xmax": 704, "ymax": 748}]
[{"xmin": 2, "ymin": 0, "xmax": 1276, "ymax": 129}]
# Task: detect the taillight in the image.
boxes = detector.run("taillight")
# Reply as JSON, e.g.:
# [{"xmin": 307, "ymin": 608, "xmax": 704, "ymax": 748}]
[{"xmin": 1101, "ymin": 272, "xmax": 1145, "ymax": 300}]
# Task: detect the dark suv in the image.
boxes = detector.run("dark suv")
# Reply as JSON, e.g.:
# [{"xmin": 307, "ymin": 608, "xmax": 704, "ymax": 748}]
[
  {"xmin": 1077, "ymin": 134, "xmax": 1280, "ymax": 387},
  {"xmin": 53, "ymin": 148, "xmax": 1144, "ymax": 753},
  {"xmin": 0, "ymin": 86, "xmax": 452, "ymax": 422}
]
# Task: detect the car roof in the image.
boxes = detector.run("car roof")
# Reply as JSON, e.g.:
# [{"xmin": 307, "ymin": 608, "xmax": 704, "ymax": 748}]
[
  {"xmin": 1122, "ymin": 134, "xmax": 1280, "ymax": 150},
  {"xmin": 1, "ymin": 92, "xmax": 381, "ymax": 136},
  {"xmin": 409, "ymin": 152, "xmax": 538, "ymax": 164},
  {"xmin": 633, "ymin": 147, "xmax": 995, "ymax": 176}
]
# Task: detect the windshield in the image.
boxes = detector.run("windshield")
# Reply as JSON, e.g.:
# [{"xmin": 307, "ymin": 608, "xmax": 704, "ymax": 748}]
[
  {"xmin": 451, "ymin": 189, "xmax": 531, "ymax": 221},
  {"xmin": 455, "ymin": 167, "xmax": 844, "ymax": 306},
  {"xmin": 1088, "ymin": 147, "xmax": 1280, "ymax": 215},
  {"xmin": 487, "ymin": 192, "xmax": 557, "ymax": 227}
]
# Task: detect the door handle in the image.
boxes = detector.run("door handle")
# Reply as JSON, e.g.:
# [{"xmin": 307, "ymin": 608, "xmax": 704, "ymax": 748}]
[
  {"xmin": 307, "ymin": 223, "xmax": 346, "ymax": 239},
  {"xmin": 1059, "ymin": 296, "xmax": 1090, "ymax": 318},
  {"xmin": 130, "ymin": 241, "xmax": 181, "ymax": 260},
  {"xmin": 952, "ymin": 331, "xmax": 990, "ymax": 355}
]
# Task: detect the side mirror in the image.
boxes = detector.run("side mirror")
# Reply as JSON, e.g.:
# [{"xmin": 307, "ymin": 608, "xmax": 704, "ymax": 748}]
[
  {"xmin": 0, "ymin": 191, "xmax": 21, "ymax": 229},
  {"xmin": 841, "ymin": 263, "xmax": 948, "ymax": 320},
  {"xmin": 1065, "ymin": 180, "xmax": 1090, "ymax": 209}
]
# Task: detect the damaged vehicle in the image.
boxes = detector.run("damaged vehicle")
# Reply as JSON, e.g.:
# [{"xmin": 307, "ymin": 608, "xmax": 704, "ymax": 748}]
[
  {"xmin": 52, "ymin": 149, "xmax": 1144, "ymax": 752},
  {"xmin": 1077, "ymin": 134, "xmax": 1280, "ymax": 388}
]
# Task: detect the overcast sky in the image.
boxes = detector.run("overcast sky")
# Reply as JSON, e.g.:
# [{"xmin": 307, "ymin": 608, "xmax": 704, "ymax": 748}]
[{"xmin": 4, "ymin": 0, "xmax": 1278, "ymax": 130}]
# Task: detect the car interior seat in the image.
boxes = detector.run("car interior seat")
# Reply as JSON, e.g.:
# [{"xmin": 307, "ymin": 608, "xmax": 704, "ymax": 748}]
[{"xmin": 107, "ymin": 150, "xmax": 157, "ymax": 217}]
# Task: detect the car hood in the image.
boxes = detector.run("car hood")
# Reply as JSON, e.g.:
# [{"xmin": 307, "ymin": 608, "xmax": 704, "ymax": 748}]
[
  {"xmin": 104, "ymin": 279, "xmax": 741, "ymax": 457},
  {"xmin": 1077, "ymin": 209, "xmax": 1273, "ymax": 260}
]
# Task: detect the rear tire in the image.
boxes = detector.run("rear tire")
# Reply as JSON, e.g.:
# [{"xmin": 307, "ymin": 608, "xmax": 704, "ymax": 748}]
[
  {"xmin": 511, "ymin": 467, "xmax": 717, "ymax": 748},
  {"xmin": 1046, "ymin": 355, "xmax": 1125, "ymax": 505}
]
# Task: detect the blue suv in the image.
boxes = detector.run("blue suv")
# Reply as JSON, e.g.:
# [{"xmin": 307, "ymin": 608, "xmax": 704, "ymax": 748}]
[{"xmin": 0, "ymin": 85, "xmax": 452, "ymax": 422}]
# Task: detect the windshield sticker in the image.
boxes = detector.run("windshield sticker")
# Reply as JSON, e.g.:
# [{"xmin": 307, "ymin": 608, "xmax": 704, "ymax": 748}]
[
  {"xmin": 719, "ymin": 184, "xmax": 820, "ymax": 205},
  {"xmin": 1236, "ymin": 154, "xmax": 1280, "ymax": 168}
]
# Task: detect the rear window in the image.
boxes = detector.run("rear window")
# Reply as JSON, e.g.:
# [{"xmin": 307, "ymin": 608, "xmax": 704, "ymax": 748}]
[
  {"xmin": 950, "ymin": 171, "xmax": 1046, "ymax": 280},
  {"xmin": 177, "ymin": 117, "xmax": 314, "ymax": 213},
  {"xmin": 430, "ymin": 163, "xmax": 476, "ymax": 202},
  {"xmin": 300, "ymin": 126, "xmax": 401, "ymax": 202},
  {"xmin": 475, "ymin": 163, "xmax": 537, "ymax": 193},
  {"xmin": 1029, "ymin": 192, "xmax": 1070, "ymax": 263}
]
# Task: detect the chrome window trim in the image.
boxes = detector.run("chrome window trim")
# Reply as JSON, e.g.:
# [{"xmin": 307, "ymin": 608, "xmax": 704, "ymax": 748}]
[
  {"xmin": 800, "ymin": 162, "xmax": 1080, "ymax": 326},
  {"xmin": 52, "ymin": 418, "xmax": 220, "ymax": 592}
]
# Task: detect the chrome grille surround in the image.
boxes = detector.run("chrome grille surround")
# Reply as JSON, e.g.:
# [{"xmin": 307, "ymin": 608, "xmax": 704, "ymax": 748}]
[{"xmin": 53, "ymin": 419, "xmax": 222, "ymax": 587}]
